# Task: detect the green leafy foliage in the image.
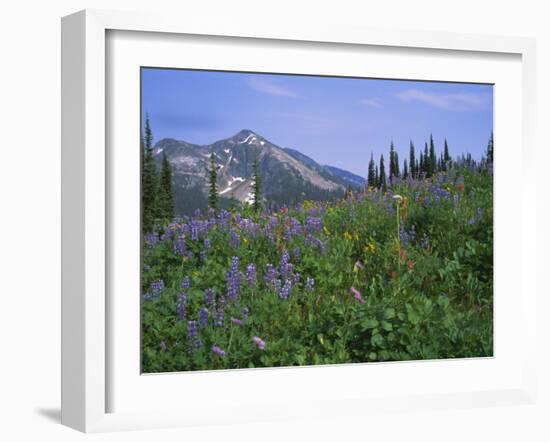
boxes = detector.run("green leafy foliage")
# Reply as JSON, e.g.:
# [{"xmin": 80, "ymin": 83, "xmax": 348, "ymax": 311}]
[{"xmin": 141, "ymin": 164, "xmax": 493, "ymax": 372}]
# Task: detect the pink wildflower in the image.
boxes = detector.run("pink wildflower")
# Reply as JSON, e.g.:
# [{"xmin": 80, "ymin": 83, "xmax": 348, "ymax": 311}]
[
  {"xmin": 252, "ymin": 336, "xmax": 265, "ymax": 350},
  {"xmin": 350, "ymin": 286, "xmax": 365, "ymax": 304}
]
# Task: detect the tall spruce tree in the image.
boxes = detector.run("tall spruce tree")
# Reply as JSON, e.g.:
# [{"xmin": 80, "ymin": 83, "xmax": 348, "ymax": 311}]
[
  {"xmin": 158, "ymin": 150, "xmax": 175, "ymax": 223},
  {"xmin": 443, "ymin": 138, "xmax": 450, "ymax": 170},
  {"xmin": 423, "ymin": 142, "xmax": 429, "ymax": 176},
  {"xmin": 409, "ymin": 141, "xmax": 416, "ymax": 178},
  {"xmin": 389, "ymin": 142, "xmax": 396, "ymax": 182},
  {"xmin": 141, "ymin": 114, "xmax": 158, "ymax": 233},
  {"xmin": 394, "ymin": 150, "xmax": 400, "ymax": 178},
  {"xmin": 429, "ymin": 134, "xmax": 436, "ymax": 176},
  {"xmin": 486, "ymin": 132, "xmax": 494, "ymax": 163},
  {"xmin": 252, "ymin": 149, "xmax": 262, "ymax": 213},
  {"xmin": 367, "ymin": 153, "xmax": 376, "ymax": 188},
  {"xmin": 208, "ymin": 149, "xmax": 219, "ymax": 213},
  {"xmin": 403, "ymin": 159, "xmax": 408, "ymax": 178},
  {"xmin": 375, "ymin": 165, "xmax": 379, "ymax": 188},
  {"xmin": 379, "ymin": 154, "xmax": 387, "ymax": 191}
]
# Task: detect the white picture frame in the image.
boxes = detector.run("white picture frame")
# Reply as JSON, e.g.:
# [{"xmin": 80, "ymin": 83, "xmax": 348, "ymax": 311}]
[{"xmin": 61, "ymin": 9, "xmax": 537, "ymax": 433}]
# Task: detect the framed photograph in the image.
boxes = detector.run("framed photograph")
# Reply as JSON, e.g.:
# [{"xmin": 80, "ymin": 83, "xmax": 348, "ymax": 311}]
[{"xmin": 61, "ymin": 9, "xmax": 537, "ymax": 432}]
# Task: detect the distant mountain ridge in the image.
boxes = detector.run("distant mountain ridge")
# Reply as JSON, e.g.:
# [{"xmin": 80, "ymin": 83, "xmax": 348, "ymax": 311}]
[{"xmin": 153, "ymin": 129, "xmax": 365, "ymax": 215}]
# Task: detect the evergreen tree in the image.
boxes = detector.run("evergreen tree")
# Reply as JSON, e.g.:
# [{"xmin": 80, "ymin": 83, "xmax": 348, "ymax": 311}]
[
  {"xmin": 409, "ymin": 141, "xmax": 416, "ymax": 178},
  {"xmin": 158, "ymin": 150, "xmax": 175, "ymax": 222},
  {"xmin": 429, "ymin": 134, "xmax": 436, "ymax": 176},
  {"xmin": 141, "ymin": 114, "xmax": 158, "ymax": 233},
  {"xmin": 423, "ymin": 142, "xmax": 429, "ymax": 176},
  {"xmin": 208, "ymin": 149, "xmax": 219, "ymax": 213},
  {"xmin": 252, "ymin": 149, "xmax": 262, "ymax": 213},
  {"xmin": 419, "ymin": 152, "xmax": 424, "ymax": 176},
  {"xmin": 443, "ymin": 138, "xmax": 450, "ymax": 170},
  {"xmin": 394, "ymin": 150, "xmax": 400, "ymax": 177},
  {"xmin": 486, "ymin": 132, "xmax": 494, "ymax": 163},
  {"xmin": 367, "ymin": 153, "xmax": 376, "ymax": 188},
  {"xmin": 403, "ymin": 159, "xmax": 408, "ymax": 178},
  {"xmin": 375, "ymin": 165, "xmax": 379, "ymax": 188},
  {"xmin": 389, "ymin": 142, "xmax": 396, "ymax": 182},
  {"xmin": 379, "ymin": 154, "xmax": 387, "ymax": 191},
  {"xmin": 422, "ymin": 142, "xmax": 430, "ymax": 176}
]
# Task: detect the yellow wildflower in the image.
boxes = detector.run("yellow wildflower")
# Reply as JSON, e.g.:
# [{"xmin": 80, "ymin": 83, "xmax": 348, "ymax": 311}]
[
  {"xmin": 368, "ymin": 241, "xmax": 376, "ymax": 254},
  {"xmin": 344, "ymin": 231, "xmax": 353, "ymax": 241}
]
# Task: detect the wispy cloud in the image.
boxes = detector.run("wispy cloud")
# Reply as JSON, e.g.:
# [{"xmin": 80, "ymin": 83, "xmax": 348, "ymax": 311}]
[
  {"xmin": 395, "ymin": 89, "xmax": 487, "ymax": 111},
  {"xmin": 359, "ymin": 98, "xmax": 382, "ymax": 108},
  {"xmin": 247, "ymin": 77, "xmax": 300, "ymax": 98}
]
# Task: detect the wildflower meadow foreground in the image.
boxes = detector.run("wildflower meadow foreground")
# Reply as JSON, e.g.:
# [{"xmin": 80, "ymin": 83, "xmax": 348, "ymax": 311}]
[{"xmin": 141, "ymin": 166, "xmax": 493, "ymax": 373}]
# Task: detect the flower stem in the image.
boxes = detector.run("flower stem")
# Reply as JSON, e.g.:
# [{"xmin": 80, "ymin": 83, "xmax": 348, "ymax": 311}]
[{"xmin": 396, "ymin": 203, "xmax": 401, "ymax": 290}]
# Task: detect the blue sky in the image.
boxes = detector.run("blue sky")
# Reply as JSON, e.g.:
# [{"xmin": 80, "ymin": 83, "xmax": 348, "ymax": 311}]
[{"xmin": 141, "ymin": 68, "xmax": 493, "ymax": 177}]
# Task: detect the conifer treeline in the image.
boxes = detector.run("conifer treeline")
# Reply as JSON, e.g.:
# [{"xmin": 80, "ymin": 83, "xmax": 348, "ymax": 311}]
[
  {"xmin": 366, "ymin": 133, "xmax": 491, "ymax": 191},
  {"xmin": 141, "ymin": 114, "xmax": 175, "ymax": 233}
]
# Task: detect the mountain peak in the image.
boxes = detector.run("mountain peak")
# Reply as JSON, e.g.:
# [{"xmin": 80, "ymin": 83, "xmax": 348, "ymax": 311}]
[
  {"xmin": 229, "ymin": 129, "xmax": 266, "ymax": 147},
  {"xmin": 234, "ymin": 129, "xmax": 257, "ymax": 138}
]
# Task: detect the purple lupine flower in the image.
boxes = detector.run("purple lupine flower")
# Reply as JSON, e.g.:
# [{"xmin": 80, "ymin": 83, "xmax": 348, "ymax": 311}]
[
  {"xmin": 173, "ymin": 236, "xmax": 186, "ymax": 255},
  {"xmin": 150, "ymin": 280, "xmax": 165, "ymax": 298},
  {"xmin": 144, "ymin": 233, "xmax": 159, "ymax": 247},
  {"xmin": 306, "ymin": 277, "xmax": 314, "ymax": 292},
  {"xmin": 477, "ymin": 207, "xmax": 483, "ymax": 221},
  {"xmin": 317, "ymin": 239, "xmax": 325, "ymax": 256},
  {"xmin": 204, "ymin": 239, "xmax": 211, "ymax": 249},
  {"xmin": 264, "ymin": 264, "xmax": 277, "ymax": 284},
  {"xmin": 193, "ymin": 208, "xmax": 202, "ymax": 218},
  {"xmin": 204, "ymin": 288, "xmax": 215, "ymax": 308},
  {"xmin": 305, "ymin": 217, "xmax": 322, "ymax": 232},
  {"xmin": 214, "ymin": 308, "xmax": 225, "ymax": 327},
  {"xmin": 284, "ymin": 228, "xmax": 292, "ymax": 243},
  {"xmin": 176, "ymin": 292, "xmax": 188, "ymax": 320},
  {"xmin": 226, "ymin": 256, "xmax": 240, "ymax": 302},
  {"xmin": 273, "ymin": 279, "xmax": 282, "ymax": 292},
  {"xmin": 246, "ymin": 263, "xmax": 256, "ymax": 287},
  {"xmin": 279, "ymin": 251, "xmax": 291, "ymax": 279},
  {"xmin": 292, "ymin": 247, "xmax": 301, "ymax": 261},
  {"xmin": 211, "ymin": 345, "xmax": 226, "ymax": 356},
  {"xmin": 410, "ymin": 224, "xmax": 416, "ymax": 241},
  {"xmin": 230, "ymin": 229, "xmax": 240, "ymax": 248},
  {"xmin": 279, "ymin": 279, "xmax": 292, "ymax": 300},
  {"xmin": 293, "ymin": 273, "xmax": 300, "ymax": 285},
  {"xmin": 181, "ymin": 276, "xmax": 190, "ymax": 290},
  {"xmin": 190, "ymin": 220, "xmax": 199, "ymax": 241},
  {"xmin": 198, "ymin": 308, "xmax": 209, "ymax": 328},
  {"xmin": 230, "ymin": 317, "xmax": 244, "ymax": 326},
  {"xmin": 350, "ymin": 287, "xmax": 365, "ymax": 304},
  {"xmin": 453, "ymin": 193, "xmax": 459, "ymax": 209},
  {"xmin": 468, "ymin": 217, "xmax": 475, "ymax": 225},
  {"xmin": 252, "ymin": 336, "xmax": 265, "ymax": 350},
  {"xmin": 187, "ymin": 321, "xmax": 202, "ymax": 349}
]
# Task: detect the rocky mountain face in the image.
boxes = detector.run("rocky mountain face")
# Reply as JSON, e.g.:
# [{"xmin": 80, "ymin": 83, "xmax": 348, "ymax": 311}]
[{"xmin": 153, "ymin": 129, "xmax": 365, "ymax": 215}]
